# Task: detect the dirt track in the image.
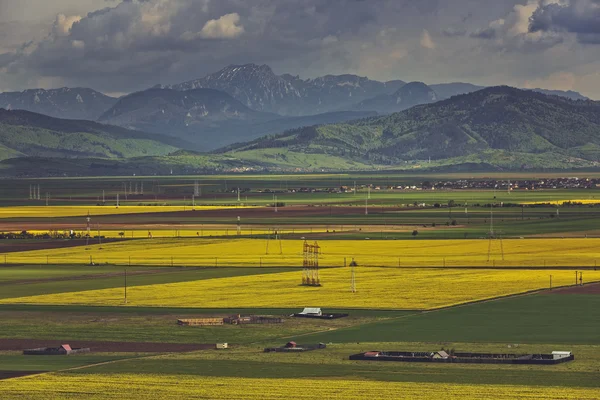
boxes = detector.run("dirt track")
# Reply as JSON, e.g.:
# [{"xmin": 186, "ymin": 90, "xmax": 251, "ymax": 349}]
[
  {"xmin": 0, "ymin": 371, "xmax": 44, "ymax": 380},
  {"xmin": 550, "ymin": 282, "xmax": 600, "ymax": 295},
  {"xmin": 0, "ymin": 339, "xmax": 214, "ymax": 352},
  {"xmin": 0, "ymin": 239, "xmax": 123, "ymax": 253},
  {"xmin": 132, "ymin": 205, "xmax": 407, "ymax": 219}
]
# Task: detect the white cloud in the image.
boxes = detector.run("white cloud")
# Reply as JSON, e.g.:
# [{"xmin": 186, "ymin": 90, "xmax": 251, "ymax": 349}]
[
  {"xmin": 199, "ymin": 13, "xmax": 244, "ymax": 39},
  {"xmin": 53, "ymin": 14, "xmax": 81, "ymax": 37},
  {"xmin": 420, "ymin": 29, "xmax": 436, "ymax": 49}
]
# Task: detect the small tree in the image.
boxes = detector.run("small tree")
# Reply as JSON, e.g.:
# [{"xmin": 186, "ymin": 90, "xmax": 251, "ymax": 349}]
[{"xmin": 412, "ymin": 230, "xmax": 419, "ymax": 238}]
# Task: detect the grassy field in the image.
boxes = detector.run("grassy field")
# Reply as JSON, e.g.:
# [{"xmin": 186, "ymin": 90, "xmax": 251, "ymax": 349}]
[
  {"xmin": 298, "ymin": 293, "xmax": 600, "ymax": 345},
  {"xmin": 0, "ymin": 354, "xmax": 137, "ymax": 372},
  {"xmin": 0, "ymin": 265, "xmax": 154, "ymax": 282},
  {"xmin": 3, "ymin": 267, "xmax": 597, "ymax": 310},
  {"xmin": 0, "ymin": 266, "xmax": 295, "ymax": 299},
  {"xmin": 0, "ymin": 309, "xmax": 392, "ymax": 345},
  {"xmin": 71, "ymin": 342, "xmax": 600, "ymax": 386}
]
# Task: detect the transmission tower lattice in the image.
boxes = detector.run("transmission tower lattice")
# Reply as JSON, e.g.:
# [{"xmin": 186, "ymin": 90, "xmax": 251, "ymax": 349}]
[
  {"xmin": 487, "ymin": 203, "xmax": 504, "ymax": 262},
  {"xmin": 302, "ymin": 240, "xmax": 321, "ymax": 286}
]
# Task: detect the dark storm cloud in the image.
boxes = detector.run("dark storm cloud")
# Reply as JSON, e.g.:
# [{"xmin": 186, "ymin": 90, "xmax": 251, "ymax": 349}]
[
  {"xmin": 2, "ymin": 0, "xmax": 454, "ymax": 92},
  {"xmin": 1, "ymin": 0, "xmax": 600, "ymax": 98},
  {"xmin": 470, "ymin": 27, "xmax": 497, "ymax": 39},
  {"xmin": 442, "ymin": 28, "xmax": 467, "ymax": 37},
  {"xmin": 529, "ymin": 0, "xmax": 600, "ymax": 44}
]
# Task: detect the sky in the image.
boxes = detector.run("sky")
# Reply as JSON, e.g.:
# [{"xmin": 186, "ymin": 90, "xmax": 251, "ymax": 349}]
[{"xmin": 0, "ymin": 0, "xmax": 599, "ymax": 98}]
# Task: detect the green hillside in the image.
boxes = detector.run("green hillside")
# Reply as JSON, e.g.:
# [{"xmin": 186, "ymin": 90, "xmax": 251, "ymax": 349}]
[
  {"xmin": 0, "ymin": 109, "xmax": 183, "ymax": 160},
  {"xmin": 222, "ymin": 86, "xmax": 600, "ymax": 169}
]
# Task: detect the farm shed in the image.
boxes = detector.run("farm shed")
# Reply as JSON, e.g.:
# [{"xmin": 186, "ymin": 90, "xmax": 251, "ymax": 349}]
[
  {"xmin": 264, "ymin": 342, "xmax": 326, "ymax": 353},
  {"xmin": 177, "ymin": 318, "xmax": 224, "ymax": 326},
  {"xmin": 552, "ymin": 351, "xmax": 572, "ymax": 360},
  {"xmin": 23, "ymin": 344, "xmax": 90, "ymax": 356},
  {"xmin": 432, "ymin": 351, "xmax": 449, "ymax": 359},
  {"xmin": 350, "ymin": 350, "xmax": 574, "ymax": 365},
  {"xmin": 299, "ymin": 308, "xmax": 322, "ymax": 316},
  {"xmin": 224, "ymin": 315, "xmax": 283, "ymax": 325},
  {"xmin": 292, "ymin": 308, "xmax": 349, "ymax": 320}
]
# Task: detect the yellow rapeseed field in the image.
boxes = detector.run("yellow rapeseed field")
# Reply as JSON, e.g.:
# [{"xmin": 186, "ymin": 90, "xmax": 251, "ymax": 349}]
[
  {"xmin": 0, "ymin": 205, "xmax": 255, "ymax": 218},
  {"xmin": 5, "ymin": 237, "xmax": 600, "ymax": 268},
  {"xmin": 2, "ymin": 373, "xmax": 597, "ymax": 399},
  {"xmin": 13, "ymin": 227, "xmax": 330, "ymax": 239},
  {"xmin": 522, "ymin": 199, "xmax": 600, "ymax": 205},
  {"xmin": 3, "ymin": 267, "xmax": 596, "ymax": 309}
]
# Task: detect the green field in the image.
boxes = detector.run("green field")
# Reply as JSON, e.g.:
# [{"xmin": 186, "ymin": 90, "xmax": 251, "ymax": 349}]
[{"xmin": 0, "ymin": 266, "xmax": 296, "ymax": 299}]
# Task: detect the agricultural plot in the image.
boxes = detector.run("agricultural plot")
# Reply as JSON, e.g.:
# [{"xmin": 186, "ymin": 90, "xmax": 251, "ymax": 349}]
[
  {"xmin": 4, "ymin": 237, "xmax": 600, "ymax": 268},
  {"xmin": 3, "ymin": 267, "xmax": 597, "ymax": 310},
  {"xmin": 0, "ymin": 205, "xmax": 255, "ymax": 218},
  {"xmin": 0, "ymin": 267, "xmax": 295, "ymax": 300},
  {"xmin": 16, "ymin": 226, "xmax": 331, "ymax": 240},
  {"xmin": 3, "ymin": 175, "xmax": 600, "ymax": 398},
  {"xmin": 2, "ymin": 373, "xmax": 598, "ymax": 399},
  {"xmin": 0, "ymin": 309, "xmax": 384, "ymax": 345}
]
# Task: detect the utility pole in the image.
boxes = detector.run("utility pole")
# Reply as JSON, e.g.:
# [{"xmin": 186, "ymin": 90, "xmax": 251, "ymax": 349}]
[
  {"xmin": 116, "ymin": 193, "xmax": 120, "ymax": 208},
  {"xmin": 237, "ymin": 187, "xmax": 240, "ymax": 202},
  {"xmin": 86, "ymin": 211, "xmax": 91, "ymax": 245},
  {"xmin": 45, "ymin": 192, "xmax": 49, "ymax": 206},
  {"xmin": 521, "ymin": 205, "xmax": 524, "ymax": 220},
  {"xmin": 351, "ymin": 262, "xmax": 356, "ymax": 293},
  {"xmin": 102, "ymin": 190, "xmax": 105, "ymax": 204},
  {"xmin": 124, "ymin": 268, "xmax": 127, "ymax": 304},
  {"xmin": 275, "ymin": 195, "xmax": 278, "ymax": 213}
]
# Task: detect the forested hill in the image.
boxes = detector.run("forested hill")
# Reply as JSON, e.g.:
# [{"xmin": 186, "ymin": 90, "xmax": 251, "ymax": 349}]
[
  {"xmin": 221, "ymin": 86, "xmax": 600, "ymax": 169},
  {"xmin": 0, "ymin": 108, "xmax": 184, "ymax": 160}
]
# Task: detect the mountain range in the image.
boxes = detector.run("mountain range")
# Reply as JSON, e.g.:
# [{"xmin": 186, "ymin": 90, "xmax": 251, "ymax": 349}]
[
  {"xmin": 0, "ymin": 64, "xmax": 592, "ymax": 153},
  {"xmin": 219, "ymin": 86, "xmax": 600, "ymax": 170},
  {"xmin": 0, "ymin": 88, "xmax": 117, "ymax": 120},
  {"xmin": 170, "ymin": 64, "xmax": 405, "ymax": 115},
  {"xmin": 0, "ymin": 64, "xmax": 598, "ymax": 175},
  {"xmin": 354, "ymin": 82, "xmax": 440, "ymax": 114},
  {"xmin": 97, "ymin": 86, "xmax": 375, "ymax": 150}
]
